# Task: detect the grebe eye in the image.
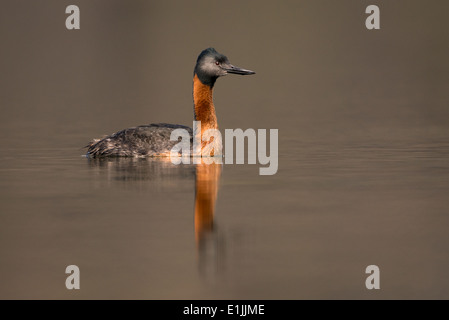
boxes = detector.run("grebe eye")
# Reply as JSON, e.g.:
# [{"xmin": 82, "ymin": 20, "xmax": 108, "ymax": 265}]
[{"xmin": 215, "ymin": 61, "xmax": 220, "ymax": 65}]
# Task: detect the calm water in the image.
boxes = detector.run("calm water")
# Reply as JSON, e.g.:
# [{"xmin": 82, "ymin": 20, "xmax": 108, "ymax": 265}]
[
  {"xmin": 1, "ymin": 128, "xmax": 449, "ymax": 299},
  {"xmin": 1, "ymin": 0, "xmax": 449, "ymax": 299}
]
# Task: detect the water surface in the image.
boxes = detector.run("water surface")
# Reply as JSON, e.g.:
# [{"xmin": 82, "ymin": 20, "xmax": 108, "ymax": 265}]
[{"xmin": 1, "ymin": 0, "xmax": 449, "ymax": 299}]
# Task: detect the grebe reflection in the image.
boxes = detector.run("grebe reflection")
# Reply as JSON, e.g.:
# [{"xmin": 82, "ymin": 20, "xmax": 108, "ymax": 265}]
[
  {"xmin": 194, "ymin": 161, "xmax": 223, "ymax": 275},
  {"xmin": 86, "ymin": 157, "xmax": 223, "ymax": 274}
]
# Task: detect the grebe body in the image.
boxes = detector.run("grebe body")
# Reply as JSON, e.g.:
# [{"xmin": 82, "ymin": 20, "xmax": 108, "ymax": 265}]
[{"xmin": 86, "ymin": 48, "xmax": 254, "ymax": 157}]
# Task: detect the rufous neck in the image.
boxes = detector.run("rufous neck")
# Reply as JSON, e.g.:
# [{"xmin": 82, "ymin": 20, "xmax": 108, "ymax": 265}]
[{"xmin": 193, "ymin": 74, "xmax": 218, "ymax": 130}]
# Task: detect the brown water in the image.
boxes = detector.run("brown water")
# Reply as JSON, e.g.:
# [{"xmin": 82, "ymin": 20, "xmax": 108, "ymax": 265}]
[{"xmin": 1, "ymin": 0, "xmax": 449, "ymax": 299}]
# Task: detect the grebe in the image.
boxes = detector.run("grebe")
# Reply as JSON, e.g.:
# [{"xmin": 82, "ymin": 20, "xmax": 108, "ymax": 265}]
[{"xmin": 86, "ymin": 48, "xmax": 255, "ymax": 157}]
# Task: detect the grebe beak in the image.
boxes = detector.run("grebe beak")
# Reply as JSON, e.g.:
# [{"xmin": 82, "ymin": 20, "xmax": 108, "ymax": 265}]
[{"xmin": 223, "ymin": 64, "xmax": 255, "ymax": 75}]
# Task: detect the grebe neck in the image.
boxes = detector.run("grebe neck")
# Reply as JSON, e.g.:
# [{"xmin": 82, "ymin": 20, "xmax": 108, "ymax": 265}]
[{"xmin": 193, "ymin": 74, "xmax": 218, "ymax": 132}]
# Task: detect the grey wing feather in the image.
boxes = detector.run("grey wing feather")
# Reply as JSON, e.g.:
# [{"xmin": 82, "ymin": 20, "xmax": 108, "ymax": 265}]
[{"xmin": 86, "ymin": 123, "xmax": 193, "ymax": 157}]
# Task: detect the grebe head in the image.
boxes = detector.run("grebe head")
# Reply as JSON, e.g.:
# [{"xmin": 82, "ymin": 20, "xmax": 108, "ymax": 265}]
[{"xmin": 194, "ymin": 48, "xmax": 255, "ymax": 87}]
